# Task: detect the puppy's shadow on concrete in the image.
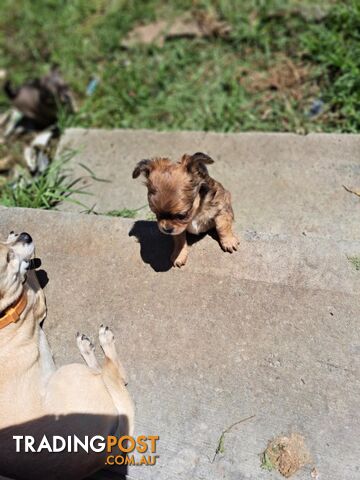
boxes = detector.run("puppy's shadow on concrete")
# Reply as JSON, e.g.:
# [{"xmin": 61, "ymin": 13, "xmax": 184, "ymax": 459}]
[
  {"xmin": 129, "ymin": 221, "xmax": 210, "ymax": 272},
  {"xmin": 29, "ymin": 258, "xmax": 49, "ymax": 328},
  {"xmin": 36, "ymin": 269, "xmax": 49, "ymax": 289},
  {"xmin": 31, "ymin": 257, "xmax": 49, "ymax": 289},
  {"xmin": 129, "ymin": 221, "xmax": 172, "ymax": 272}
]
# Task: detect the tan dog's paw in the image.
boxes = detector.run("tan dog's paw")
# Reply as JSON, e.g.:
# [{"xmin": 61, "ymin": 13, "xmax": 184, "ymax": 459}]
[
  {"xmin": 76, "ymin": 332, "xmax": 100, "ymax": 370},
  {"xmin": 76, "ymin": 333, "xmax": 95, "ymax": 355},
  {"xmin": 99, "ymin": 325, "xmax": 128, "ymax": 385},
  {"xmin": 171, "ymin": 249, "xmax": 188, "ymax": 268},
  {"xmin": 99, "ymin": 324, "xmax": 115, "ymax": 348},
  {"xmin": 220, "ymin": 235, "xmax": 239, "ymax": 253}
]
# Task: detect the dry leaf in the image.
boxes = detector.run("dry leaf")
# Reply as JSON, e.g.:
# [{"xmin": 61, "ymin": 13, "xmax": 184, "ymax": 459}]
[
  {"xmin": 121, "ymin": 20, "xmax": 168, "ymax": 48},
  {"xmin": 0, "ymin": 155, "xmax": 14, "ymax": 172},
  {"xmin": 241, "ymin": 58, "xmax": 309, "ymax": 93},
  {"xmin": 166, "ymin": 14, "xmax": 201, "ymax": 39},
  {"xmin": 121, "ymin": 11, "xmax": 231, "ymax": 48},
  {"xmin": 194, "ymin": 10, "xmax": 231, "ymax": 38}
]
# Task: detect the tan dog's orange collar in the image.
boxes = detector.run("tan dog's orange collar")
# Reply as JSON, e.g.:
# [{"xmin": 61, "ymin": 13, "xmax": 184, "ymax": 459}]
[{"xmin": 0, "ymin": 291, "xmax": 27, "ymax": 330}]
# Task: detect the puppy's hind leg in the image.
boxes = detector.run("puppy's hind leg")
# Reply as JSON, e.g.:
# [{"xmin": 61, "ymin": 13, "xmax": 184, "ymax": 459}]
[{"xmin": 76, "ymin": 332, "xmax": 100, "ymax": 372}]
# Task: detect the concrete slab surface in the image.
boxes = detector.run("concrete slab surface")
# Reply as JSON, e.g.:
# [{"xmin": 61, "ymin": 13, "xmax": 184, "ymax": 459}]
[
  {"xmin": 0, "ymin": 207, "xmax": 359, "ymax": 480},
  {"xmin": 58, "ymin": 129, "xmax": 360, "ymax": 241}
]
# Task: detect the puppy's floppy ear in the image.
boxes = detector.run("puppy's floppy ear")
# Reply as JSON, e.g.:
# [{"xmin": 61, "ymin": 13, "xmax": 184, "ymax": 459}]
[
  {"xmin": 132, "ymin": 159, "xmax": 153, "ymax": 179},
  {"xmin": 182, "ymin": 152, "xmax": 214, "ymax": 178},
  {"xmin": 190, "ymin": 152, "xmax": 214, "ymax": 165}
]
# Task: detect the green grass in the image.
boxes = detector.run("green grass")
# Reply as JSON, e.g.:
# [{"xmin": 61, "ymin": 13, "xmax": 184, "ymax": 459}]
[
  {"xmin": 348, "ymin": 256, "xmax": 360, "ymax": 271},
  {"xmin": 0, "ymin": 151, "xmax": 90, "ymax": 209},
  {"xmin": 212, "ymin": 415, "xmax": 255, "ymax": 463},
  {"xmin": 105, "ymin": 206, "xmax": 146, "ymax": 218},
  {"xmin": 301, "ymin": 2, "xmax": 360, "ymax": 131},
  {"xmin": 0, "ymin": 0, "xmax": 358, "ymax": 134},
  {"xmin": 1, "ymin": 1, "xmax": 359, "ymax": 209},
  {"xmin": 260, "ymin": 451, "xmax": 275, "ymax": 472}
]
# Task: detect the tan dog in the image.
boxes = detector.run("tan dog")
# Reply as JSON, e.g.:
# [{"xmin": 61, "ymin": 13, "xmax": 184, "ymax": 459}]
[
  {"xmin": 133, "ymin": 152, "xmax": 239, "ymax": 267},
  {"xmin": 0, "ymin": 232, "xmax": 134, "ymax": 479}
]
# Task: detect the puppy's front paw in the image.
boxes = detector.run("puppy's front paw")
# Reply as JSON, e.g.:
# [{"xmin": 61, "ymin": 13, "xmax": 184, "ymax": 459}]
[
  {"xmin": 171, "ymin": 249, "xmax": 188, "ymax": 268},
  {"xmin": 220, "ymin": 235, "xmax": 239, "ymax": 253}
]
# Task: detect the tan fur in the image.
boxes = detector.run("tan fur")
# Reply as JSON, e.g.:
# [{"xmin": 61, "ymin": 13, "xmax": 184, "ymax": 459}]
[
  {"xmin": 133, "ymin": 152, "xmax": 239, "ymax": 267},
  {"xmin": 0, "ymin": 233, "xmax": 134, "ymax": 479}
]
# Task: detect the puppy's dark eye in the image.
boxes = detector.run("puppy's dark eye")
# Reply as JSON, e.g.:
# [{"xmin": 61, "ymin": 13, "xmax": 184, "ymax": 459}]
[{"xmin": 176, "ymin": 213, "xmax": 188, "ymax": 221}]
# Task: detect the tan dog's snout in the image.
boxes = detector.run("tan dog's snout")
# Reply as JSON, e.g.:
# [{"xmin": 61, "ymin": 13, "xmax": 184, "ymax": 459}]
[
  {"xmin": 3, "ymin": 231, "xmax": 35, "ymax": 283},
  {"xmin": 0, "ymin": 231, "xmax": 35, "ymax": 311},
  {"xmin": 7, "ymin": 231, "xmax": 34, "ymax": 261},
  {"xmin": 16, "ymin": 232, "xmax": 33, "ymax": 244}
]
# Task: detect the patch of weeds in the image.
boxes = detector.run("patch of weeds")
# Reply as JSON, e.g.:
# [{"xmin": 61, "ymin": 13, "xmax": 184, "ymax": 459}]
[
  {"xmin": 261, "ymin": 450, "xmax": 275, "ymax": 472},
  {"xmin": 347, "ymin": 256, "xmax": 360, "ymax": 271},
  {"xmin": 146, "ymin": 211, "xmax": 156, "ymax": 221},
  {"xmin": 301, "ymin": 2, "xmax": 360, "ymax": 131},
  {"xmin": 212, "ymin": 415, "xmax": 255, "ymax": 463},
  {"xmin": 78, "ymin": 163, "xmax": 111, "ymax": 183},
  {"xmin": 214, "ymin": 431, "xmax": 226, "ymax": 457},
  {"xmin": 0, "ymin": 151, "xmax": 90, "ymax": 209},
  {"xmin": 106, "ymin": 208, "xmax": 138, "ymax": 218},
  {"xmin": 105, "ymin": 205, "xmax": 147, "ymax": 218}
]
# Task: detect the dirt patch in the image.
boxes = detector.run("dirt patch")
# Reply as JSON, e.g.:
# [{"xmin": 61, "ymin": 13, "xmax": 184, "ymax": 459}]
[
  {"xmin": 240, "ymin": 57, "xmax": 311, "ymax": 98},
  {"xmin": 239, "ymin": 55, "xmax": 320, "ymax": 129},
  {"xmin": 262, "ymin": 433, "xmax": 311, "ymax": 477}
]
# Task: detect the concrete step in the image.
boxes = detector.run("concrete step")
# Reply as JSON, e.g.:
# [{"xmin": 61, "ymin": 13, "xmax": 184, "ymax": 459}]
[
  {"xmin": 57, "ymin": 129, "xmax": 360, "ymax": 241},
  {"xmin": 1, "ymin": 207, "xmax": 359, "ymax": 480}
]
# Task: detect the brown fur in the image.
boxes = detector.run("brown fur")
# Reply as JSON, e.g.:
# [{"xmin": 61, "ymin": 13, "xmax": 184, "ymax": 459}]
[{"xmin": 133, "ymin": 152, "xmax": 239, "ymax": 267}]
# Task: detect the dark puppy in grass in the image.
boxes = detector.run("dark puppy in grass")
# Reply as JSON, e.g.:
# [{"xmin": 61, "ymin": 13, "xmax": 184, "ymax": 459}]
[{"xmin": 132, "ymin": 152, "xmax": 239, "ymax": 267}]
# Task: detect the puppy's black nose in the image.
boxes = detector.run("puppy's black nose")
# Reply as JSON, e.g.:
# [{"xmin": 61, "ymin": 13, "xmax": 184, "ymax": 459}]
[
  {"xmin": 18, "ymin": 232, "xmax": 33, "ymax": 244},
  {"xmin": 163, "ymin": 226, "xmax": 174, "ymax": 234}
]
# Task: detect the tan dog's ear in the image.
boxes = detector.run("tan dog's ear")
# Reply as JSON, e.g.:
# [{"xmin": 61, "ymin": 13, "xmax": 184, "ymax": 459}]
[
  {"xmin": 182, "ymin": 152, "xmax": 214, "ymax": 178},
  {"xmin": 132, "ymin": 159, "xmax": 153, "ymax": 179}
]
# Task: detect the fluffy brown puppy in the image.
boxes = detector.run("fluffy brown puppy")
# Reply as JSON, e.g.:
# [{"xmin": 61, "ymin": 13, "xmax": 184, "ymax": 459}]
[{"xmin": 133, "ymin": 152, "xmax": 239, "ymax": 267}]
